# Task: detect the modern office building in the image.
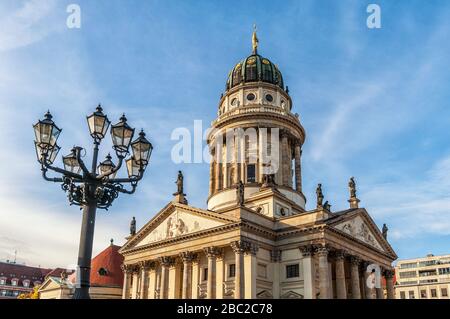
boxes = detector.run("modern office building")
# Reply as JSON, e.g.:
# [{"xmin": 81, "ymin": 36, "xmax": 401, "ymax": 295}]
[{"xmin": 395, "ymin": 253, "xmax": 450, "ymax": 299}]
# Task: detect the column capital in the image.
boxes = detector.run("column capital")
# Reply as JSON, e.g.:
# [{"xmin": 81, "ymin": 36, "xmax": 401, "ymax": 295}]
[
  {"xmin": 299, "ymin": 244, "xmax": 316, "ymax": 257},
  {"xmin": 315, "ymin": 245, "xmax": 330, "ymax": 257},
  {"xmin": 360, "ymin": 260, "xmax": 374, "ymax": 271},
  {"xmin": 383, "ymin": 269, "xmax": 395, "ymax": 279},
  {"xmin": 138, "ymin": 260, "xmax": 155, "ymax": 270},
  {"xmin": 158, "ymin": 256, "xmax": 175, "ymax": 267},
  {"xmin": 230, "ymin": 240, "xmax": 258, "ymax": 255},
  {"xmin": 349, "ymin": 256, "xmax": 361, "ymax": 266},
  {"xmin": 180, "ymin": 251, "xmax": 197, "ymax": 263},
  {"xmin": 294, "ymin": 139, "xmax": 302, "ymax": 148},
  {"xmin": 332, "ymin": 249, "xmax": 348, "ymax": 260},
  {"xmin": 270, "ymin": 249, "xmax": 282, "ymax": 262},
  {"xmin": 280, "ymin": 129, "xmax": 290, "ymax": 139},
  {"xmin": 204, "ymin": 246, "xmax": 223, "ymax": 258},
  {"xmin": 120, "ymin": 263, "xmax": 134, "ymax": 274}
]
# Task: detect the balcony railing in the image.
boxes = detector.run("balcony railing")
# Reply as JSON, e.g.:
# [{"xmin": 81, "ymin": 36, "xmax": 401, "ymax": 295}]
[{"xmin": 213, "ymin": 105, "xmax": 299, "ymax": 125}]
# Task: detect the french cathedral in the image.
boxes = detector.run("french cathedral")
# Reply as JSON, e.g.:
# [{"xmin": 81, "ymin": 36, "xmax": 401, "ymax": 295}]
[{"xmin": 118, "ymin": 31, "xmax": 397, "ymax": 299}]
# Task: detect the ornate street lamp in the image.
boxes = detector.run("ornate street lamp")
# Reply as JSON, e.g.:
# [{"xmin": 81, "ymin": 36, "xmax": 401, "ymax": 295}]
[{"xmin": 33, "ymin": 106, "xmax": 152, "ymax": 299}]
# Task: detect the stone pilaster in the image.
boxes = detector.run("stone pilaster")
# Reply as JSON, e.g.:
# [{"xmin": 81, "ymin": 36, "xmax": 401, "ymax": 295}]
[
  {"xmin": 230, "ymin": 240, "xmax": 249, "ymax": 299},
  {"xmin": 300, "ymin": 245, "xmax": 316, "ymax": 299},
  {"xmin": 244, "ymin": 242, "xmax": 258, "ymax": 299},
  {"xmin": 270, "ymin": 249, "xmax": 281, "ymax": 299}
]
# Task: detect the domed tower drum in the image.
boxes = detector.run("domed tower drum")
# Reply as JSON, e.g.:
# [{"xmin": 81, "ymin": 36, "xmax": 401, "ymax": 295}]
[{"xmin": 207, "ymin": 31, "xmax": 306, "ymax": 216}]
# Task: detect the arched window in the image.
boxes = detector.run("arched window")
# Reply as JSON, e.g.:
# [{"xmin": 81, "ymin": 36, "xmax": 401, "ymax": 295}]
[
  {"xmin": 232, "ymin": 65, "xmax": 242, "ymax": 86},
  {"xmin": 261, "ymin": 61, "xmax": 273, "ymax": 82}
]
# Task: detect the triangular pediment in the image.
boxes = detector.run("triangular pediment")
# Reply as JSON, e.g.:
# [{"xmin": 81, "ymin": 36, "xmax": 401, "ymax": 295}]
[
  {"xmin": 333, "ymin": 215, "xmax": 384, "ymax": 250},
  {"xmin": 38, "ymin": 277, "xmax": 61, "ymax": 292},
  {"xmin": 327, "ymin": 209, "xmax": 396, "ymax": 258},
  {"xmin": 281, "ymin": 290, "xmax": 303, "ymax": 299},
  {"xmin": 121, "ymin": 203, "xmax": 237, "ymax": 251}
]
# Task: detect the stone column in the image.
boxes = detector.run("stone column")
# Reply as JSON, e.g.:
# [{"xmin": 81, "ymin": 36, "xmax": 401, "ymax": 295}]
[
  {"xmin": 121, "ymin": 264, "xmax": 132, "ymax": 299},
  {"xmin": 148, "ymin": 265, "xmax": 157, "ymax": 299},
  {"xmin": 131, "ymin": 266, "xmax": 140, "ymax": 299},
  {"xmin": 209, "ymin": 149, "xmax": 215, "ymax": 196},
  {"xmin": 362, "ymin": 261, "xmax": 373, "ymax": 299},
  {"xmin": 300, "ymin": 245, "xmax": 316, "ymax": 299},
  {"xmin": 384, "ymin": 269, "xmax": 395, "ymax": 299},
  {"xmin": 317, "ymin": 246, "xmax": 330, "ymax": 299},
  {"xmin": 214, "ymin": 161, "xmax": 221, "ymax": 192},
  {"xmin": 281, "ymin": 131, "xmax": 289, "ymax": 186},
  {"xmin": 159, "ymin": 257, "xmax": 172, "ymax": 299},
  {"xmin": 139, "ymin": 261, "xmax": 150, "ymax": 299},
  {"xmin": 234, "ymin": 135, "xmax": 240, "ymax": 185},
  {"xmin": 204, "ymin": 247, "xmax": 221, "ymax": 299},
  {"xmin": 180, "ymin": 252, "xmax": 195, "ymax": 299},
  {"xmin": 191, "ymin": 260, "xmax": 200, "ymax": 299},
  {"xmin": 350, "ymin": 256, "xmax": 361, "ymax": 299},
  {"xmin": 334, "ymin": 251, "xmax": 347, "ymax": 299},
  {"xmin": 376, "ymin": 286, "xmax": 384, "ymax": 299},
  {"xmin": 294, "ymin": 142, "xmax": 302, "ymax": 192},
  {"xmin": 231, "ymin": 241, "xmax": 246, "ymax": 299}
]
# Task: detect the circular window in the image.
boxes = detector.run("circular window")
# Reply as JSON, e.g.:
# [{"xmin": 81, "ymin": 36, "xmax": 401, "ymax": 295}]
[
  {"xmin": 231, "ymin": 98, "xmax": 238, "ymax": 106},
  {"xmin": 246, "ymin": 93, "xmax": 256, "ymax": 101},
  {"xmin": 265, "ymin": 94, "xmax": 273, "ymax": 102}
]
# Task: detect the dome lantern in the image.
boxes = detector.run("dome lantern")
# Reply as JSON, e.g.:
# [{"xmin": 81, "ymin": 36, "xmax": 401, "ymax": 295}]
[{"xmin": 225, "ymin": 28, "xmax": 285, "ymax": 91}]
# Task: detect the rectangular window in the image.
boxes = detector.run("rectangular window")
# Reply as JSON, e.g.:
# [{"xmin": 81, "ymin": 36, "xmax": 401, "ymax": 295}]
[
  {"xmin": 439, "ymin": 267, "xmax": 450, "ymax": 275},
  {"xmin": 247, "ymin": 164, "xmax": 256, "ymax": 183},
  {"xmin": 409, "ymin": 291, "xmax": 415, "ymax": 299},
  {"xmin": 400, "ymin": 291, "xmax": 406, "ymax": 299},
  {"xmin": 286, "ymin": 264, "xmax": 299, "ymax": 279},
  {"xmin": 441, "ymin": 288, "xmax": 448, "ymax": 297},
  {"xmin": 419, "ymin": 260, "xmax": 437, "ymax": 267},
  {"xmin": 400, "ymin": 262, "xmax": 417, "ymax": 269},
  {"xmin": 431, "ymin": 289, "xmax": 437, "ymax": 298},
  {"xmin": 228, "ymin": 264, "xmax": 236, "ymax": 278},
  {"xmin": 203, "ymin": 268, "xmax": 208, "ymax": 281},
  {"xmin": 399, "ymin": 271, "xmax": 417, "ymax": 279},
  {"xmin": 420, "ymin": 290, "xmax": 427, "ymax": 298}
]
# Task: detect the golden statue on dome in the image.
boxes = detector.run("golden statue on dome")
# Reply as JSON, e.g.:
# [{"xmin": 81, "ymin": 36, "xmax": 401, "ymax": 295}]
[{"xmin": 252, "ymin": 24, "xmax": 259, "ymax": 54}]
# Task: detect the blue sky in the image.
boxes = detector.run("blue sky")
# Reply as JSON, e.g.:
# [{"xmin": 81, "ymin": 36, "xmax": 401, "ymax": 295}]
[{"xmin": 0, "ymin": 0, "xmax": 449, "ymax": 268}]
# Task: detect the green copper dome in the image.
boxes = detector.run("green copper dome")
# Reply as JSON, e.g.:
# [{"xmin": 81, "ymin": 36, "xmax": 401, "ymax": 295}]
[{"xmin": 225, "ymin": 53, "xmax": 284, "ymax": 91}]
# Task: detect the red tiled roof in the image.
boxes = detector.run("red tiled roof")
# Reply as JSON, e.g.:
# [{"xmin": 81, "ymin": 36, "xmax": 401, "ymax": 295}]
[
  {"xmin": 89, "ymin": 245, "xmax": 124, "ymax": 288},
  {"xmin": 0, "ymin": 262, "xmax": 51, "ymax": 287}
]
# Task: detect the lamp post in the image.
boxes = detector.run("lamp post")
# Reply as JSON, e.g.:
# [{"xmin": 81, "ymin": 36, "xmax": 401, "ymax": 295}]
[{"xmin": 33, "ymin": 105, "xmax": 153, "ymax": 299}]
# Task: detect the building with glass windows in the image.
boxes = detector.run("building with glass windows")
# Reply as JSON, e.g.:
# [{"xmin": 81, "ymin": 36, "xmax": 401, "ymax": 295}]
[
  {"xmin": 395, "ymin": 253, "xmax": 450, "ymax": 299},
  {"xmin": 0, "ymin": 262, "xmax": 50, "ymax": 299}
]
